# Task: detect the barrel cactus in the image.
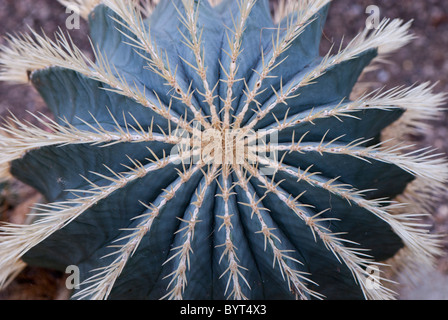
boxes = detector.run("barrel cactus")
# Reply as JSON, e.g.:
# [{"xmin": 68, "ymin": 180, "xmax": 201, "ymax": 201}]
[{"xmin": 0, "ymin": 0, "xmax": 446, "ymax": 300}]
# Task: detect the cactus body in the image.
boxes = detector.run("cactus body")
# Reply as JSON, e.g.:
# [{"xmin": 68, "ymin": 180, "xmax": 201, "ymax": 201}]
[{"xmin": 0, "ymin": 0, "xmax": 446, "ymax": 300}]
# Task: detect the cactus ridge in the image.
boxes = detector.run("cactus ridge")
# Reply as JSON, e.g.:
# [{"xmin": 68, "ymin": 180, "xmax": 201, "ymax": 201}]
[{"xmin": 0, "ymin": 0, "xmax": 447, "ymax": 300}]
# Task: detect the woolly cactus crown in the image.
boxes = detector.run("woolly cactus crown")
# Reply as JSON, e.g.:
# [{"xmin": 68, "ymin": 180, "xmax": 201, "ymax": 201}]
[{"xmin": 0, "ymin": 0, "xmax": 446, "ymax": 300}]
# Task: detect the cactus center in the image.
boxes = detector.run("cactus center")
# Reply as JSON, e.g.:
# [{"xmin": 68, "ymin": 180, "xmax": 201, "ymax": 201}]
[{"xmin": 173, "ymin": 123, "xmax": 276, "ymax": 169}]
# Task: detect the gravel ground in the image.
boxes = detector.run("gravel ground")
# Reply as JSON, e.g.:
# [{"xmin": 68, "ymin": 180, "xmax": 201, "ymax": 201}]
[{"xmin": 0, "ymin": 0, "xmax": 447, "ymax": 300}]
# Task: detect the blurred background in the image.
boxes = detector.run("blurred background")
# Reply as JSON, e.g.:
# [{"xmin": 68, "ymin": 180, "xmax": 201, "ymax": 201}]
[{"xmin": 0, "ymin": 0, "xmax": 447, "ymax": 299}]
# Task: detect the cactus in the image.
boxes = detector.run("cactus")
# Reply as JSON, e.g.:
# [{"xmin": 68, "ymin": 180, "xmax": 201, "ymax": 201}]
[{"xmin": 0, "ymin": 0, "xmax": 446, "ymax": 300}]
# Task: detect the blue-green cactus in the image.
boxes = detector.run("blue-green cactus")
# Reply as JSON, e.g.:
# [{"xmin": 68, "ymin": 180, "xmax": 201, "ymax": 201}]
[{"xmin": 0, "ymin": 0, "xmax": 446, "ymax": 300}]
